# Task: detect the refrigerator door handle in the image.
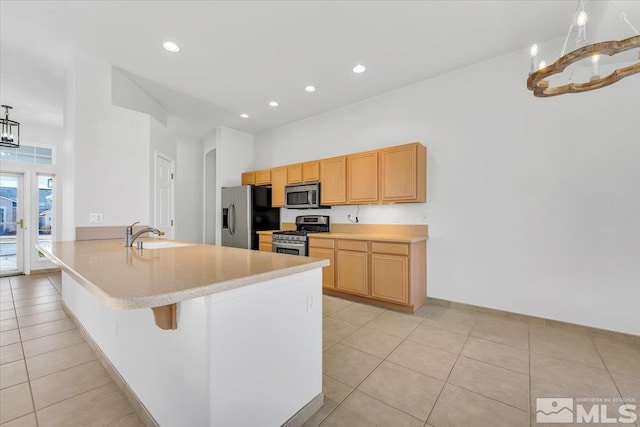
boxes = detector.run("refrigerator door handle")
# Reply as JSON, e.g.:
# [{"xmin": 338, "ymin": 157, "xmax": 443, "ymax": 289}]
[{"xmin": 229, "ymin": 203, "xmax": 236, "ymax": 235}]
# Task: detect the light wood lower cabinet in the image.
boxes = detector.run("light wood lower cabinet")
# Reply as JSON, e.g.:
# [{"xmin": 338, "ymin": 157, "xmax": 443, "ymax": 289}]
[
  {"xmin": 308, "ymin": 247, "xmax": 334, "ymax": 289},
  {"xmin": 336, "ymin": 248, "xmax": 368, "ymax": 296},
  {"xmin": 258, "ymin": 234, "xmax": 272, "ymax": 252},
  {"xmin": 371, "ymin": 253, "xmax": 408, "ymax": 304},
  {"xmin": 311, "ymin": 237, "xmax": 426, "ymax": 312},
  {"xmin": 309, "ymin": 238, "xmax": 335, "ymax": 289}
]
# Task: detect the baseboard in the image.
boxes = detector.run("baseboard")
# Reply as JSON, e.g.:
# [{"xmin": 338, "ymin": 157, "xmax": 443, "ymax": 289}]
[
  {"xmin": 425, "ymin": 297, "xmax": 640, "ymax": 344},
  {"xmin": 61, "ymin": 302, "xmax": 159, "ymax": 427},
  {"xmin": 282, "ymin": 392, "xmax": 324, "ymax": 427}
]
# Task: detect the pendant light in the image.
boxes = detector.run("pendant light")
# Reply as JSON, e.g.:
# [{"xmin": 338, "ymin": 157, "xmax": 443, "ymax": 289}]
[
  {"xmin": 527, "ymin": 0, "xmax": 640, "ymax": 97},
  {"xmin": 0, "ymin": 105, "xmax": 20, "ymax": 148}
]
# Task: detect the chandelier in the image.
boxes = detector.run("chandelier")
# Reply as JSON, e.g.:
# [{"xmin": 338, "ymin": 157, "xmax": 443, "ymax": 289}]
[
  {"xmin": 527, "ymin": 0, "xmax": 640, "ymax": 97},
  {"xmin": 0, "ymin": 105, "xmax": 20, "ymax": 148}
]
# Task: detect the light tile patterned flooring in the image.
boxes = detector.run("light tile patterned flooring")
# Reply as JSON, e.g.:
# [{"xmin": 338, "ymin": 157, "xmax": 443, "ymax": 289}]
[
  {"xmin": 308, "ymin": 295, "xmax": 640, "ymax": 427},
  {"xmin": 2, "ymin": 273, "xmax": 638, "ymax": 426},
  {"xmin": 0, "ymin": 273, "xmax": 143, "ymax": 427}
]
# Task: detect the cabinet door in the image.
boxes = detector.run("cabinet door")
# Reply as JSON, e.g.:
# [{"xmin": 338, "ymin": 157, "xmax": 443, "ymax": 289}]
[
  {"xmin": 371, "ymin": 253, "xmax": 409, "ymax": 304},
  {"xmin": 308, "ymin": 247, "xmax": 334, "ymax": 289},
  {"xmin": 255, "ymin": 169, "xmax": 272, "ymax": 185},
  {"xmin": 258, "ymin": 234, "xmax": 272, "ymax": 252},
  {"xmin": 271, "ymin": 166, "xmax": 287, "ymax": 207},
  {"xmin": 336, "ymin": 250, "xmax": 368, "ymax": 296},
  {"xmin": 379, "ymin": 143, "xmax": 426, "ymax": 202},
  {"xmin": 287, "ymin": 164, "xmax": 303, "ymax": 184},
  {"xmin": 347, "ymin": 151, "xmax": 378, "ymax": 203},
  {"xmin": 259, "ymin": 242, "xmax": 272, "ymax": 252},
  {"xmin": 241, "ymin": 172, "xmax": 256, "ymax": 186},
  {"xmin": 320, "ymin": 156, "xmax": 347, "ymax": 205},
  {"xmin": 302, "ymin": 161, "xmax": 320, "ymax": 182}
]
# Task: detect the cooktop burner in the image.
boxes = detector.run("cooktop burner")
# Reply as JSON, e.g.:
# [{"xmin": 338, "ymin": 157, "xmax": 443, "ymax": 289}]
[
  {"xmin": 272, "ymin": 215, "xmax": 330, "ymax": 243},
  {"xmin": 272, "ymin": 230, "xmax": 316, "ymax": 236}
]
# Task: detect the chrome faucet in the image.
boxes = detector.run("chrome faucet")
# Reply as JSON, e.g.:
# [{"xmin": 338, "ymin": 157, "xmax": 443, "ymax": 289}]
[{"xmin": 125, "ymin": 222, "xmax": 165, "ymax": 247}]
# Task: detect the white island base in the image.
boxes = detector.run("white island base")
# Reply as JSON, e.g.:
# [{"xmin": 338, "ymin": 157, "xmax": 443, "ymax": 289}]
[{"xmin": 62, "ymin": 269, "xmax": 323, "ymax": 427}]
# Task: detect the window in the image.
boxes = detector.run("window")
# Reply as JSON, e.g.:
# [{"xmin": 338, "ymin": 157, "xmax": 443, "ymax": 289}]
[
  {"xmin": 0, "ymin": 145, "xmax": 53, "ymax": 165},
  {"xmin": 37, "ymin": 175, "xmax": 54, "ymax": 252}
]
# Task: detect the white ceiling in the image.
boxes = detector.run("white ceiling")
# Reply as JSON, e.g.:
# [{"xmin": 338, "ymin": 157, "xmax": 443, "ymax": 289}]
[{"xmin": 1, "ymin": 1, "xmax": 639, "ymax": 138}]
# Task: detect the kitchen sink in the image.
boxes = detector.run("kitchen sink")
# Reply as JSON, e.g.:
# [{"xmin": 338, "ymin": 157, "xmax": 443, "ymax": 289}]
[{"xmin": 140, "ymin": 241, "xmax": 193, "ymax": 249}]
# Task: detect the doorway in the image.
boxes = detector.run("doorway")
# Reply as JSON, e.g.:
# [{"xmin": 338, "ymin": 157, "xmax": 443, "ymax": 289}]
[
  {"xmin": 154, "ymin": 152, "xmax": 175, "ymax": 239},
  {"xmin": 0, "ymin": 172, "xmax": 25, "ymax": 276}
]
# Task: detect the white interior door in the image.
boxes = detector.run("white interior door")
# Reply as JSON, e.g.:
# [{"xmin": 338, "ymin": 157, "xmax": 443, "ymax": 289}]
[
  {"xmin": 0, "ymin": 172, "xmax": 25, "ymax": 276},
  {"xmin": 155, "ymin": 153, "xmax": 175, "ymax": 239}
]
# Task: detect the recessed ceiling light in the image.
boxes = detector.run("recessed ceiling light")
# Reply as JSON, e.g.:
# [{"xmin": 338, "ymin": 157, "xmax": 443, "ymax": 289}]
[
  {"xmin": 269, "ymin": 101, "xmax": 279, "ymax": 107},
  {"xmin": 304, "ymin": 85, "xmax": 316, "ymax": 93},
  {"xmin": 162, "ymin": 41, "xmax": 180, "ymax": 53},
  {"xmin": 239, "ymin": 113, "xmax": 250, "ymax": 119},
  {"xmin": 352, "ymin": 64, "xmax": 366, "ymax": 74}
]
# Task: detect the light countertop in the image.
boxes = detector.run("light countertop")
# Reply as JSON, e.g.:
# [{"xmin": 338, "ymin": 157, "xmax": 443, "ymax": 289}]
[
  {"xmin": 37, "ymin": 239, "xmax": 328, "ymax": 310},
  {"xmin": 308, "ymin": 232, "xmax": 427, "ymax": 243},
  {"xmin": 258, "ymin": 229, "xmax": 427, "ymax": 243}
]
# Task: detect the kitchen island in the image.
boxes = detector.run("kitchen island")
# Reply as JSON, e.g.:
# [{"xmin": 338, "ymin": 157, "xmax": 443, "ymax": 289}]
[{"xmin": 37, "ymin": 239, "xmax": 329, "ymax": 427}]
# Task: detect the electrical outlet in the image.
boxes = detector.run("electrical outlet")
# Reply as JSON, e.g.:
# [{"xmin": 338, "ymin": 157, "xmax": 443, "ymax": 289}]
[
  {"xmin": 421, "ymin": 212, "xmax": 428, "ymax": 223},
  {"xmin": 89, "ymin": 213, "xmax": 103, "ymax": 223},
  {"xmin": 307, "ymin": 293, "xmax": 314, "ymax": 313},
  {"xmin": 393, "ymin": 215, "xmax": 400, "ymax": 224}
]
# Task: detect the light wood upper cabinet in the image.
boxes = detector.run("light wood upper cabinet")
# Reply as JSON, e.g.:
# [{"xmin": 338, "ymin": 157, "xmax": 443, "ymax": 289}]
[
  {"xmin": 347, "ymin": 151, "xmax": 378, "ymax": 203},
  {"xmin": 302, "ymin": 161, "xmax": 320, "ymax": 182},
  {"xmin": 240, "ymin": 142, "xmax": 426, "ymax": 205},
  {"xmin": 287, "ymin": 164, "xmax": 303, "ymax": 185},
  {"xmin": 271, "ymin": 166, "xmax": 287, "ymax": 207},
  {"xmin": 379, "ymin": 143, "xmax": 427, "ymax": 203},
  {"xmin": 255, "ymin": 169, "xmax": 272, "ymax": 186},
  {"xmin": 241, "ymin": 172, "xmax": 256, "ymax": 186},
  {"xmin": 320, "ymin": 156, "xmax": 347, "ymax": 205}
]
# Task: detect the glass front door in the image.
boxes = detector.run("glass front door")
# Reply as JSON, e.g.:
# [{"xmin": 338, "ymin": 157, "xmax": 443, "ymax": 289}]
[{"xmin": 0, "ymin": 173, "xmax": 24, "ymax": 275}]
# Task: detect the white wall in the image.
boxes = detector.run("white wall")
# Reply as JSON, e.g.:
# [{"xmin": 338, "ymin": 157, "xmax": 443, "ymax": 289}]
[
  {"xmin": 213, "ymin": 126, "xmax": 254, "ymax": 245},
  {"xmin": 70, "ymin": 55, "xmax": 151, "ymax": 229},
  {"xmin": 66, "ymin": 55, "xmax": 203, "ymax": 239},
  {"xmin": 112, "ymin": 67, "xmax": 168, "ymax": 126},
  {"xmin": 61, "ymin": 62, "xmax": 76, "ymax": 241},
  {"xmin": 176, "ymin": 136, "xmax": 204, "ymax": 243},
  {"xmin": 254, "ymin": 47, "xmax": 640, "ymax": 334},
  {"xmin": 203, "ymin": 132, "xmax": 216, "ymax": 244}
]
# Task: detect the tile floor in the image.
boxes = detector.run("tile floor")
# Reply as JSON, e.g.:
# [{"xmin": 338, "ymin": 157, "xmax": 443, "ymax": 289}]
[
  {"xmin": 307, "ymin": 296, "xmax": 640, "ymax": 427},
  {"xmin": 0, "ymin": 273, "xmax": 143, "ymax": 427},
  {"xmin": 2, "ymin": 273, "xmax": 638, "ymax": 427}
]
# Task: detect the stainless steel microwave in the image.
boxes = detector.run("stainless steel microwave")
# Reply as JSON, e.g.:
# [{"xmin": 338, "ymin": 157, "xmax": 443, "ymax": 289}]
[{"xmin": 284, "ymin": 182, "xmax": 327, "ymax": 209}]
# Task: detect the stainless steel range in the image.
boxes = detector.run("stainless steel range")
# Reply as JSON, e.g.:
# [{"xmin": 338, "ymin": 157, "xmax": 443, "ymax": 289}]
[{"xmin": 272, "ymin": 215, "xmax": 330, "ymax": 256}]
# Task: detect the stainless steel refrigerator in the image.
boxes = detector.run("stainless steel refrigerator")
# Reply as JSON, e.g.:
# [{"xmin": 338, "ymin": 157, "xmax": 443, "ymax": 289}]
[{"xmin": 221, "ymin": 185, "xmax": 280, "ymax": 250}]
